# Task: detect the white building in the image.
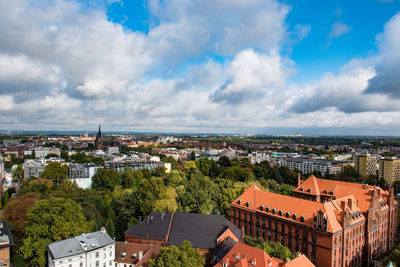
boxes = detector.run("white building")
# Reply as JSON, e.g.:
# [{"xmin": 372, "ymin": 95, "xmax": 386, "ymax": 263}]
[
  {"xmin": 69, "ymin": 163, "xmax": 100, "ymax": 189},
  {"xmin": 47, "ymin": 229, "xmax": 115, "ymax": 267},
  {"xmin": 23, "ymin": 158, "xmax": 66, "ymax": 178},
  {"xmin": 157, "ymin": 136, "xmax": 182, "ymax": 144},
  {"xmin": 23, "ymin": 160, "xmax": 46, "ymax": 178},
  {"xmin": 283, "ymin": 157, "xmax": 340, "ymax": 176},
  {"xmin": 106, "ymin": 146, "xmax": 119, "ymax": 155},
  {"xmin": 35, "ymin": 147, "xmax": 50, "ymax": 158}
]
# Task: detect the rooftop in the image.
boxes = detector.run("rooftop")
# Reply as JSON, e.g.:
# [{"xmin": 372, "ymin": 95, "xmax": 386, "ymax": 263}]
[{"xmin": 48, "ymin": 230, "xmax": 114, "ymax": 260}]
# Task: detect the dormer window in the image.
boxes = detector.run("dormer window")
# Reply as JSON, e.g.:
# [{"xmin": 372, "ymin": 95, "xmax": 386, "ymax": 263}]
[
  {"xmin": 308, "ymin": 188, "xmax": 312, "ymax": 193},
  {"xmin": 279, "ymin": 210, "xmax": 283, "ymax": 216},
  {"xmin": 266, "ymin": 206, "xmax": 270, "ymax": 212},
  {"xmin": 300, "ymin": 187, "xmax": 304, "ymax": 191},
  {"xmin": 272, "ymin": 208, "xmax": 276, "ymax": 214},
  {"xmin": 293, "ymin": 214, "xmax": 297, "ymax": 220},
  {"xmin": 246, "ymin": 201, "xmax": 251, "ymax": 207},
  {"xmin": 300, "ymin": 216, "xmax": 305, "ymax": 222},
  {"xmin": 238, "ymin": 199, "xmax": 242, "ymax": 205},
  {"xmin": 286, "ymin": 212, "xmax": 290, "ymax": 218},
  {"xmin": 324, "ymin": 190, "xmax": 327, "ymax": 194},
  {"xmin": 260, "ymin": 205, "xmax": 264, "ymax": 211}
]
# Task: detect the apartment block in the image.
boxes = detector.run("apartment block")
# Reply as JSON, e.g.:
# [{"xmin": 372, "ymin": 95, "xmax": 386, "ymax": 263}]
[
  {"xmin": 379, "ymin": 156, "xmax": 400, "ymax": 185},
  {"xmin": 354, "ymin": 153, "xmax": 378, "ymax": 177}
]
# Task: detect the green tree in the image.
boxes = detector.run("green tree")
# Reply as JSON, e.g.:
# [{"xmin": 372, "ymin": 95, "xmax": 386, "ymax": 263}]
[
  {"xmin": 92, "ymin": 168, "xmax": 121, "ymax": 191},
  {"xmin": 190, "ymin": 151, "xmax": 196, "ymax": 161},
  {"xmin": 20, "ymin": 197, "xmax": 92, "ymax": 266},
  {"xmin": 148, "ymin": 240, "xmax": 205, "ymax": 267},
  {"xmin": 177, "ymin": 170, "xmax": 218, "ymax": 214},
  {"xmin": 40, "ymin": 162, "xmax": 68, "ymax": 184}
]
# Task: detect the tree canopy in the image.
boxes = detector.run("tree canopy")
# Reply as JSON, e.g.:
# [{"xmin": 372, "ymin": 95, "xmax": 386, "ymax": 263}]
[
  {"xmin": 20, "ymin": 197, "xmax": 93, "ymax": 266},
  {"xmin": 148, "ymin": 240, "xmax": 205, "ymax": 267}
]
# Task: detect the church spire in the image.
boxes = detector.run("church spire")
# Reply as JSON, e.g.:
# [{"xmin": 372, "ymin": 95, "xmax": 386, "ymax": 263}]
[{"xmin": 95, "ymin": 125, "xmax": 103, "ymax": 150}]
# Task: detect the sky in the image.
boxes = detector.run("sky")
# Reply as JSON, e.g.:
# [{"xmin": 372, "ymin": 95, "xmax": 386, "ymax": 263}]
[{"xmin": 1, "ymin": 0, "xmax": 400, "ymax": 135}]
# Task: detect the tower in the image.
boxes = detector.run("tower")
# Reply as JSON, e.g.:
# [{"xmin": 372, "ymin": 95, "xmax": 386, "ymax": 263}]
[{"xmin": 95, "ymin": 125, "xmax": 103, "ymax": 150}]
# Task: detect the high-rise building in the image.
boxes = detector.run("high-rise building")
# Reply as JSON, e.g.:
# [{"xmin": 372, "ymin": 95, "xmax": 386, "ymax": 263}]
[
  {"xmin": 379, "ymin": 156, "xmax": 400, "ymax": 185},
  {"xmin": 94, "ymin": 125, "xmax": 103, "ymax": 150},
  {"xmin": 231, "ymin": 176, "xmax": 398, "ymax": 267},
  {"xmin": 354, "ymin": 153, "xmax": 378, "ymax": 177}
]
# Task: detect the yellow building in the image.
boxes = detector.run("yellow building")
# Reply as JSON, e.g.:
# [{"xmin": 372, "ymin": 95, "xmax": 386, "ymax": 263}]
[
  {"xmin": 379, "ymin": 156, "xmax": 400, "ymax": 185},
  {"xmin": 354, "ymin": 152, "xmax": 378, "ymax": 177}
]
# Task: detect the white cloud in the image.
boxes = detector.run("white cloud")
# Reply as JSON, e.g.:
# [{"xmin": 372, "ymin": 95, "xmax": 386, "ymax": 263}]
[
  {"xmin": 365, "ymin": 12, "xmax": 400, "ymax": 97},
  {"xmin": 328, "ymin": 21, "xmax": 351, "ymax": 39}
]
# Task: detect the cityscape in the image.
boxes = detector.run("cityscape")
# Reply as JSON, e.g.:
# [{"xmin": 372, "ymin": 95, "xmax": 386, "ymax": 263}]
[{"xmin": 2, "ymin": 0, "xmax": 400, "ymax": 267}]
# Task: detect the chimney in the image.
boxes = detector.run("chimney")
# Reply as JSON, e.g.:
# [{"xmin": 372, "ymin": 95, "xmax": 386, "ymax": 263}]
[
  {"xmin": 341, "ymin": 201, "xmax": 346, "ymax": 211},
  {"xmin": 139, "ymin": 251, "xmax": 143, "ymax": 261},
  {"xmin": 347, "ymin": 198, "xmax": 352, "ymax": 209}
]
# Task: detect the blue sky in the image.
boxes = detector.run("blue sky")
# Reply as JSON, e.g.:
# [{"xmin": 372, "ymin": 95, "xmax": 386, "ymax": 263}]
[
  {"xmin": 1, "ymin": 0, "xmax": 400, "ymax": 134},
  {"xmin": 105, "ymin": 0, "xmax": 400, "ymax": 82}
]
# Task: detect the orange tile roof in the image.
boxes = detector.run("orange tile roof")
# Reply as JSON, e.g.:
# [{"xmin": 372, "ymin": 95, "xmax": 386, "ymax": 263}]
[
  {"xmin": 282, "ymin": 254, "xmax": 315, "ymax": 267},
  {"xmin": 115, "ymin": 242, "xmax": 160, "ymax": 266},
  {"xmin": 232, "ymin": 185, "xmax": 341, "ymax": 233},
  {"xmin": 295, "ymin": 177, "xmax": 393, "ymax": 213},
  {"xmin": 214, "ymin": 242, "xmax": 280, "ymax": 267}
]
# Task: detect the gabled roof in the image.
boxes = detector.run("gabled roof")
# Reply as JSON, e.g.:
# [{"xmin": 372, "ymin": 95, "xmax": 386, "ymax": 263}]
[
  {"xmin": 232, "ymin": 185, "xmax": 341, "ymax": 233},
  {"xmin": 48, "ymin": 230, "xmax": 114, "ymax": 260},
  {"xmin": 296, "ymin": 175, "xmax": 320, "ymax": 195},
  {"xmin": 213, "ymin": 242, "xmax": 280, "ymax": 267},
  {"xmin": 125, "ymin": 212, "xmax": 242, "ymax": 250},
  {"xmin": 114, "ymin": 242, "xmax": 160, "ymax": 266},
  {"xmin": 295, "ymin": 177, "xmax": 393, "ymax": 213},
  {"xmin": 282, "ymin": 254, "xmax": 315, "ymax": 267},
  {"xmin": 125, "ymin": 212, "xmax": 173, "ymax": 240}
]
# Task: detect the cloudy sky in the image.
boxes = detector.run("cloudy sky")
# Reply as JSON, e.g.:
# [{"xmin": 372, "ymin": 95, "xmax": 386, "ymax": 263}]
[{"xmin": 1, "ymin": 0, "xmax": 400, "ymax": 135}]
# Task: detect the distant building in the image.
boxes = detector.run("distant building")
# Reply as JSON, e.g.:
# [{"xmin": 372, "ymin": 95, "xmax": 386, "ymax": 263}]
[
  {"xmin": 69, "ymin": 163, "xmax": 100, "ymax": 189},
  {"xmin": 284, "ymin": 158, "xmax": 340, "ymax": 176},
  {"xmin": 95, "ymin": 125, "xmax": 103, "ymax": 150},
  {"xmin": 114, "ymin": 242, "xmax": 159, "ymax": 267},
  {"xmin": 125, "ymin": 211, "xmax": 242, "ymax": 266},
  {"xmin": 379, "ymin": 156, "xmax": 400, "ymax": 185},
  {"xmin": 0, "ymin": 222, "xmax": 14, "ymax": 267},
  {"xmin": 156, "ymin": 136, "xmax": 182, "ymax": 144},
  {"xmin": 35, "ymin": 147, "xmax": 50, "ymax": 158},
  {"xmin": 354, "ymin": 152, "xmax": 378, "ymax": 177},
  {"xmin": 47, "ymin": 228, "xmax": 115, "ymax": 267},
  {"xmin": 23, "ymin": 160, "xmax": 46, "ymax": 178},
  {"xmin": 106, "ymin": 146, "xmax": 119, "ymax": 155},
  {"xmin": 23, "ymin": 158, "xmax": 66, "ymax": 178},
  {"xmin": 107, "ymin": 160, "xmax": 164, "ymax": 173}
]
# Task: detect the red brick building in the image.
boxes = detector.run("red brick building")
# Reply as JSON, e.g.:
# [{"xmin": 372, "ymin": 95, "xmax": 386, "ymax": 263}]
[
  {"xmin": 231, "ymin": 176, "xmax": 398, "ymax": 267},
  {"xmin": 125, "ymin": 211, "xmax": 242, "ymax": 266}
]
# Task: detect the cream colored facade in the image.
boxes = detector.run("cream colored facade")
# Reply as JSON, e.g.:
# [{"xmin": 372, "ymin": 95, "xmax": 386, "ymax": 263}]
[
  {"xmin": 379, "ymin": 156, "xmax": 400, "ymax": 185},
  {"xmin": 354, "ymin": 153, "xmax": 378, "ymax": 177}
]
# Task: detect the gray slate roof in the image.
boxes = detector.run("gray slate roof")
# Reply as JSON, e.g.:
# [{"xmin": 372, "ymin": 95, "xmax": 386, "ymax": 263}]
[
  {"xmin": 125, "ymin": 212, "xmax": 242, "ymax": 250},
  {"xmin": 0, "ymin": 221, "xmax": 13, "ymax": 249},
  {"xmin": 48, "ymin": 231, "xmax": 114, "ymax": 260},
  {"xmin": 125, "ymin": 212, "xmax": 173, "ymax": 240}
]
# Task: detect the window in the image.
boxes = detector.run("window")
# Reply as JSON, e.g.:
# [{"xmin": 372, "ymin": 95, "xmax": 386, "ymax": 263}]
[
  {"xmin": 109, "ymin": 251, "xmax": 112, "ymax": 257},
  {"xmin": 96, "ymin": 252, "xmax": 99, "ymax": 258},
  {"xmin": 80, "ymin": 262, "xmax": 83, "ymax": 267},
  {"xmin": 104, "ymin": 253, "xmax": 106, "ymax": 259},
  {"xmin": 109, "ymin": 260, "xmax": 112, "ymax": 266},
  {"xmin": 96, "ymin": 261, "xmax": 100, "ymax": 267}
]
